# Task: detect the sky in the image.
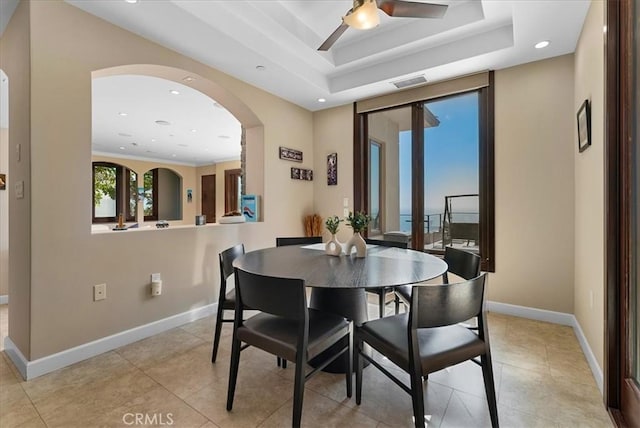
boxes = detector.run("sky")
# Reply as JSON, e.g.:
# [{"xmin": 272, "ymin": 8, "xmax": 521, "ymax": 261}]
[{"xmin": 398, "ymin": 91, "xmax": 479, "ymax": 215}]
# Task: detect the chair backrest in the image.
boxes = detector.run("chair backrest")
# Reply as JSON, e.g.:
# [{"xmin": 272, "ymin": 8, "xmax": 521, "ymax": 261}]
[
  {"xmin": 219, "ymin": 244, "xmax": 245, "ymax": 282},
  {"xmin": 443, "ymin": 246, "xmax": 481, "ymax": 283},
  {"xmin": 234, "ymin": 268, "xmax": 307, "ymax": 321},
  {"xmin": 276, "ymin": 236, "xmax": 322, "ymax": 247},
  {"xmin": 364, "ymin": 238, "xmax": 409, "ymax": 249},
  {"xmin": 409, "ymin": 273, "xmax": 486, "ymax": 329}
]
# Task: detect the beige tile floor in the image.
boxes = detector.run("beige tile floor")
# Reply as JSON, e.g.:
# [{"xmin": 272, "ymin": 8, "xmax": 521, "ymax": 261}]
[{"xmin": 0, "ymin": 303, "xmax": 613, "ymax": 428}]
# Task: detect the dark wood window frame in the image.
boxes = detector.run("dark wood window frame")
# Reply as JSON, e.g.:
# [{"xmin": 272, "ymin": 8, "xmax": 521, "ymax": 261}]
[
  {"xmin": 143, "ymin": 169, "xmax": 159, "ymax": 222},
  {"xmin": 605, "ymin": 0, "xmax": 640, "ymax": 425},
  {"xmin": 225, "ymin": 168, "xmax": 242, "ymax": 213},
  {"xmin": 353, "ymin": 76, "xmax": 495, "ymax": 271},
  {"xmin": 92, "ymin": 161, "xmax": 135, "ymax": 223}
]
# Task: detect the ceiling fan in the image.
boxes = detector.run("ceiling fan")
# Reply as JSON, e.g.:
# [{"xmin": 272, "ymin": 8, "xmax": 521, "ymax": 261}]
[{"xmin": 318, "ymin": 0, "xmax": 448, "ymax": 51}]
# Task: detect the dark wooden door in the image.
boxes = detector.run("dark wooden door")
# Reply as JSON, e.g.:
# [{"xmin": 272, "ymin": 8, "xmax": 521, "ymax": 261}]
[
  {"xmin": 201, "ymin": 174, "xmax": 216, "ymax": 223},
  {"xmin": 605, "ymin": 1, "xmax": 640, "ymax": 425}
]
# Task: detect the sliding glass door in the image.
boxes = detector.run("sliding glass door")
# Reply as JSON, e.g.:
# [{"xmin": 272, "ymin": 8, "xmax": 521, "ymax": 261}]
[{"xmin": 361, "ymin": 88, "xmax": 491, "ymax": 269}]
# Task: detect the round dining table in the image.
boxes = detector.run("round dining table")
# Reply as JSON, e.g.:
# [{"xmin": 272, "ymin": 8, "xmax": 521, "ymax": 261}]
[{"xmin": 233, "ymin": 243, "xmax": 448, "ymax": 372}]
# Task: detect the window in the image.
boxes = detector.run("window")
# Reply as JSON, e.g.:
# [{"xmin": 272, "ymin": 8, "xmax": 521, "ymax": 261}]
[
  {"xmin": 93, "ymin": 162, "xmax": 137, "ymax": 223},
  {"xmin": 369, "ymin": 140, "xmax": 382, "ymax": 235},
  {"xmin": 354, "ymin": 73, "xmax": 495, "ymax": 271},
  {"xmin": 143, "ymin": 169, "xmax": 158, "ymax": 221}
]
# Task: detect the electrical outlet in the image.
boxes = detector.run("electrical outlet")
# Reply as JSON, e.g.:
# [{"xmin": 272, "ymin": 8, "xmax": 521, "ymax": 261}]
[
  {"xmin": 343, "ymin": 208, "xmax": 349, "ymax": 217},
  {"xmin": 151, "ymin": 273, "xmax": 161, "ymax": 282},
  {"xmin": 94, "ymin": 283, "xmax": 106, "ymax": 301}
]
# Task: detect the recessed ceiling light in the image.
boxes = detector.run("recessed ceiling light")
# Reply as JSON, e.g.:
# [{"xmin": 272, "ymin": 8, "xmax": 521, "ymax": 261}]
[
  {"xmin": 118, "ymin": 132, "xmax": 132, "ymax": 137},
  {"xmin": 169, "ymin": 133, "xmax": 174, "ymax": 137},
  {"xmin": 155, "ymin": 120, "xmax": 170, "ymax": 126},
  {"xmin": 124, "ymin": 0, "xmax": 138, "ymax": 3},
  {"xmin": 131, "ymin": 142, "xmax": 138, "ymax": 146},
  {"xmin": 119, "ymin": 146, "xmax": 126, "ymax": 150},
  {"xmin": 534, "ymin": 40, "xmax": 550, "ymax": 49},
  {"xmin": 151, "ymin": 138, "xmax": 156, "ymax": 142},
  {"xmin": 118, "ymin": 112, "xmax": 128, "ymax": 116},
  {"xmin": 171, "ymin": 154, "xmax": 177, "ymax": 157},
  {"xmin": 318, "ymin": 98, "xmax": 326, "ymax": 103},
  {"xmin": 191, "ymin": 129, "xmax": 197, "ymax": 133},
  {"xmin": 255, "ymin": 65, "xmax": 266, "ymax": 71},
  {"xmin": 169, "ymin": 89, "xmax": 180, "ymax": 95}
]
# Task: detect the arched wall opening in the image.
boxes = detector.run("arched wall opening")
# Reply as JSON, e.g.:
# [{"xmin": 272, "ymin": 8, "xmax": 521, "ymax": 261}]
[{"xmin": 91, "ymin": 64, "xmax": 265, "ymax": 225}]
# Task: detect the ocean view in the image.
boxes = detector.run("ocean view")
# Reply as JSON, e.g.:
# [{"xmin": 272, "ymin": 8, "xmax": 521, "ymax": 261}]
[{"xmin": 398, "ymin": 212, "xmax": 479, "ymax": 233}]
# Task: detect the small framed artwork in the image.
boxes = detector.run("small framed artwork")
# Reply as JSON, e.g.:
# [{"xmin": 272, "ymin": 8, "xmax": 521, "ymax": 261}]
[
  {"xmin": 577, "ymin": 99, "xmax": 591, "ymax": 153},
  {"xmin": 327, "ymin": 153, "xmax": 337, "ymax": 185},
  {"xmin": 0, "ymin": 174, "xmax": 5, "ymax": 190},
  {"xmin": 302, "ymin": 169, "xmax": 313, "ymax": 181},
  {"xmin": 187, "ymin": 188, "xmax": 193, "ymax": 203},
  {"xmin": 279, "ymin": 146, "xmax": 303, "ymax": 162},
  {"xmin": 291, "ymin": 167, "xmax": 313, "ymax": 181}
]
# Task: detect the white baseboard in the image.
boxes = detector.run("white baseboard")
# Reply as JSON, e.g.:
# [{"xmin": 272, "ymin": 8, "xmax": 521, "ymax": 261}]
[
  {"xmin": 487, "ymin": 300, "xmax": 604, "ymax": 396},
  {"xmin": 0, "ymin": 295, "xmax": 8, "ymax": 305},
  {"xmin": 486, "ymin": 301, "xmax": 574, "ymax": 326},
  {"xmin": 3, "ymin": 303, "xmax": 217, "ymax": 380}
]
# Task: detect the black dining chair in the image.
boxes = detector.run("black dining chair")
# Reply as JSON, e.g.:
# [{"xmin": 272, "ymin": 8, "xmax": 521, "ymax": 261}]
[
  {"xmin": 364, "ymin": 238, "xmax": 409, "ymax": 318},
  {"xmin": 227, "ymin": 268, "xmax": 353, "ymax": 428},
  {"xmin": 355, "ymin": 273, "xmax": 498, "ymax": 428},
  {"xmin": 211, "ymin": 244, "xmax": 245, "ymax": 363},
  {"xmin": 394, "ymin": 246, "xmax": 481, "ymax": 308},
  {"xmin": 274, "ymin": 236, "xmax": 323, "ymax": 368},
  {"xmin": 275, "ymin": 236, "xmax": 323, "ymax": 247}
]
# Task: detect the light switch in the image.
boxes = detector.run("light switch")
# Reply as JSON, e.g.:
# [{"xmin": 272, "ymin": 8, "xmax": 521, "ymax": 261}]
[{"xmin": 15, "ymin": 181, "xmax": 24, "ymax": 199}]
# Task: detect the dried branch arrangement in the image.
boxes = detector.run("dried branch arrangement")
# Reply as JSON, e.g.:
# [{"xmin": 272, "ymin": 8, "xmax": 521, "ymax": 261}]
[{"xmin": 304, "ymin": 214, "xmax": 323, "ymax": 237}]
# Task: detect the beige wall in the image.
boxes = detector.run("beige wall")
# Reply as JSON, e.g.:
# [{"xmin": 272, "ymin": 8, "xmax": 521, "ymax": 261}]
[
  {"xmin": 492, "ymin": 55, "xmax": 576, "ymax": 313},
  {"xmin": 1, "ymin": 127, "xmax": 8, "ymax": 296},
  {"xmin": 20, "ymin": 0, "xmax": 314, "ymax": 359},
  {"xmin": 313, "ymin": 56, "xmax": 577, "ymax": 314},
  {"xmin": 0, "ymin": 0, "xmax": 31, "ymax": 358},
  {"xmin": 312, "ymin": 105, "xmax": 354, "ymax": 243},
  {"xmin": 573, "ymin": 0, "xmax": 605, "ymax": 369}
]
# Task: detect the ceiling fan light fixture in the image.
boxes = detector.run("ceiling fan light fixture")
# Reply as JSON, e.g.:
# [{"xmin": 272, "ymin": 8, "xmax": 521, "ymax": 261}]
[{"xmin": 343, "ymin": 0, "xmax": 379, "ymax": 30}]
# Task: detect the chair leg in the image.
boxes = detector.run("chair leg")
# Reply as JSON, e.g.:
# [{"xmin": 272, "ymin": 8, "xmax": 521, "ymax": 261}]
[
  {"xmin": 394, "ymin": 294, "xmax": 400, "ymax": 314},
  {"xmin": 226, "ymin": 336, "xmax": 242, "ymax": 411},
  {"xmin": 355, "ymin": 338, "xmax": 363, "ymax": 405},
  {"xmin": 481, "ymin": 354, "xmax": 499, "ymax": 428},
  {"xmin": 378, "ymin": 292, "xmax": 385, "ymax": 318},
  {"xmin": 345, "ymin": 326, "xmax": 353, "ymax": 398},
  {"xmin": 292, "ymin": 353, "xmax": 306, "ymax": 428},
  {"xmin": 211, "ymin": 308, "xmax": 225, "ymax": 363},
  {"xmin": 283, "ymin": 359, "xmax": 287, "ymax": 369},
  {"xmin": 410, "ymin": 370, "xmax": 426, "ymax": 428}
]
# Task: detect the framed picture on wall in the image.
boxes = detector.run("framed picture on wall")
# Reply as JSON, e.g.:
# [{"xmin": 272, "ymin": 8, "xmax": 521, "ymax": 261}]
[
  {"xmin": 327, "ymin": 153, "xmax": 337, "ymax": 185},
  {"xmin": 577, "ymin": 99, "xmax": 591, "ymax": 153}
]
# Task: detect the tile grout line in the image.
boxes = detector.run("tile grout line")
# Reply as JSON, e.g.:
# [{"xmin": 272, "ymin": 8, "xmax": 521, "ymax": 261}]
[{"xmin": 140, "ymin": 369, "xmax": 215, "ymax": 427}]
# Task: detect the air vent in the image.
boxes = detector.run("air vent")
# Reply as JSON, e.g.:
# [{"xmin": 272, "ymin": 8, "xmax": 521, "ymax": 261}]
[{"xmin": 391, "ymin": 75, "xmax": 427, "ymax": 89}]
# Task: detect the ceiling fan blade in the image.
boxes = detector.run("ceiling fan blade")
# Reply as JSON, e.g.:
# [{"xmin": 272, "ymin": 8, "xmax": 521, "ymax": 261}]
[
  {"xmin": 318, "ymin": 23, "xmax": 349, "ymax": 51},
  {"xmin": 377, "ymin": 0, "xmax": 448, "ymax": 19}
]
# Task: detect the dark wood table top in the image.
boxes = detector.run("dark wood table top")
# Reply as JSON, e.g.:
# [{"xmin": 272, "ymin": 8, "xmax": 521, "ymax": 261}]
[{"xmin": 233, "ymin": 244, "xmax": 448, "ymax": 289}]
